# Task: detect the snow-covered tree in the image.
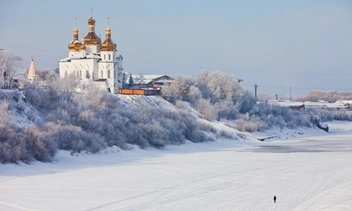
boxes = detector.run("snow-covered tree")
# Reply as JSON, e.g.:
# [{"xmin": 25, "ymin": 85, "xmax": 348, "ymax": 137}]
[
  {"xmin": 162, "ymin": 70, "xmax": 255, "ymax": 120},
  {"xmin": 296, "ymin": 89, "xmax": 352, "ymax": 103},
  {"xmin": 0, "ymin": 50, "xmax": 22, "ymax": 89},
  {"xmin": 0, "ymin": 100, "xmax": 9, "ymax": 124},
  {"xmin": 188, "ymin": 85, "xmax": 202, "ymax": 106},
  {"xmin": 196, "ymin": 98, "xmax": 214, "ymax": 121},
  {"xmin": 61, "ymin": 73, "xmax": 79, "ymax": 105}
]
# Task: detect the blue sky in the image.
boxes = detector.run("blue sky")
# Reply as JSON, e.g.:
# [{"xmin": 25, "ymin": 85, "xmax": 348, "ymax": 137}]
[{"xmin": 1, "ymin": 0, "xmax": 351, "ymax": 97}]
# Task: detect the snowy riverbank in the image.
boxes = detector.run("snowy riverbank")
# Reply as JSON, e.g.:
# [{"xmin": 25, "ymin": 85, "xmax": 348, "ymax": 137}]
[{"xmin": 1, "ymin": 121, "xmax": 352, "ymax": 211}]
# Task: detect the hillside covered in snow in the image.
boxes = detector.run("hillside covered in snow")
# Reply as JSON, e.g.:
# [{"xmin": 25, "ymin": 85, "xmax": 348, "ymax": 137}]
[{"xmin": 1, "ymin": 71, "xmax": 352, "ymax": 164}]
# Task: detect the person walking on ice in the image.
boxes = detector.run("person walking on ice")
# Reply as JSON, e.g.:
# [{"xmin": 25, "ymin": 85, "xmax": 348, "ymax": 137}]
[{"xmin": 273, "ymin": 195, "xmax": 277, "ymax": 203}]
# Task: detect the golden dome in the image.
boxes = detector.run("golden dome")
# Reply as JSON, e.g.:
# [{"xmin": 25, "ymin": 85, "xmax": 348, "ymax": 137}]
[
  {"xmin": 83, "ymin": 13, "xmax": 101, "ymax": 45},
  {"xmin": 101, "ymin": 40, "xmax": 117, "ymax": 51},
  {"xmin": 101, "ymin": 37, "xmax": 117, "ymax": 51},
  {"xmin": 88, "ymin": 17, "xmax": 95, "ymax": 25},
  {"xmin": 101, "ymin": 18, "xmax": 116, "ymax": 51},
  {"xmin": 68, "ymin": 40, "xmax": 82, "ymax": 51},
  {"xmin": 68, "ymin": 17, "xmax": 82, "ymax": 51},
  {"xmin": 83, "ymin": 33, "xmax": 101, "ymax": 45},
  {"xmin": 80, "ymin": 44, "xmax": 87, "ymax": 50}
]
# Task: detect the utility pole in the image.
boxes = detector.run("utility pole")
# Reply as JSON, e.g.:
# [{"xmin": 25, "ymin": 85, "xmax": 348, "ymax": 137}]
[
  {"xmin": 254, "ymin": 84, "xmax": 258, "ymax": 100},
  {"xmin": 290, "ymin": 86, "xmax": 292, "ymax": 101}
]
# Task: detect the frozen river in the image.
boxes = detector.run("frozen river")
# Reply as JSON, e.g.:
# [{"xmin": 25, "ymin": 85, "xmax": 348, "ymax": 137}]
[{"xmin": 1, "ymin": 125, "xmax": 352, "ymax": 211}]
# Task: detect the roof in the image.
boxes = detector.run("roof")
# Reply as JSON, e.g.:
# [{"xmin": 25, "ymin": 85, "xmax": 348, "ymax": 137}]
[
  {"xmin": 132, "ymin": 75, "xmax": 173, "ymax": 84},
  {"xmin": 58, "ymin": 53, "xmax": 101, "ymax": 62},
  {"xmin": 82, "ymin": 32, "xmax": 101, "ymax": 45},
  {"xmin": 28, "ymin": 59, "xmax": 36, "ymax": 76},
  {"xmin": 86, "ymin": 54, "xmax": 101, "ymax": 59},
  {"xmin": 271, "ymin": 100, "xmax": 304, "ymax": 107}
]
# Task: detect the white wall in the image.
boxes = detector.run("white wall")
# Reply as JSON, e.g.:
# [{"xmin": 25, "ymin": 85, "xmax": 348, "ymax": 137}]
[
  {"xmin": 59, "ymin": 49, "xmax": 123, "ymax": 94},
  {"xmin": 86, "ymin": 45, "xmax": 100, "ymax": 54},
  {"xmin": 59, "ymin": 58, "xmax": 97, "ymax": 80}
]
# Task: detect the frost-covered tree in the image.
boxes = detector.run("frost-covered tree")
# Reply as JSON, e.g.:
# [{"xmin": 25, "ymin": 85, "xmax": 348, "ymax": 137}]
[
  {"xmin": 0, "ymin": 100, "xmax": 9, "ymax": 124},
  {"xmin": 296, "ymin": 90, "xmax": 352, "ymax": 103},
  {"xmin": 0, "ymin": 50, "xmax": 22, "ymax": 89},
  {"xmin": 61, "ymin": 73, "xmax": 79, "ymax": 105},
  {"xmin": 162, "ymin": 75, "xmax": 195, "ymax": 103},
  {"xmin": 188, "ymin": 85, "xmax": 202, "ymax": 106},
  {"xmin": 257, "ymin": 92, "xmax": 268, "ymax": 102},
  {"xmin": 23, "ymin": 77, "xmax": 62, "ymax": 113},
  {"xmin": 195, "ymin": 71, "xmax": 256, "ymax": 118},
  {"xmin": 35, "ymin": 69, "xmax": 52, "ymax": 81},
  {"xmin": 162, "ymin": 70, "xmax": 256, "ymax": 120},
  {"xmin": 8, "ymin": 67, "xmax": 350, "ymax": 164},
  {"xmin": 196, "ymin": 98, "xmax": 214, "ymax": 121},
  {"xmin": 161, "ymin": 79, "xmax": 181, "ymax": 104}
]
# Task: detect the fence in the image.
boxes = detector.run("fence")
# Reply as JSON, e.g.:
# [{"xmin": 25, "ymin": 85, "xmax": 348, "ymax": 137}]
[{"xmin": 119, "ymin": 89, "xmax": 161, "ymax": 96}]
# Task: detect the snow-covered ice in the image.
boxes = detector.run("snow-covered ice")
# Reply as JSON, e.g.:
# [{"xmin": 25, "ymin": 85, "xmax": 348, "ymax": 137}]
[{"xmin": 1, "ymin": 121, "xmax": 352, "ymax": 211}]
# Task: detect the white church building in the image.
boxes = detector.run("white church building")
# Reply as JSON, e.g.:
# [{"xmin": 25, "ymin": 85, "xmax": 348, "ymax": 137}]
[{"xmin": 59, "ymin": 12, "xmax": 123, "ymax": 94}]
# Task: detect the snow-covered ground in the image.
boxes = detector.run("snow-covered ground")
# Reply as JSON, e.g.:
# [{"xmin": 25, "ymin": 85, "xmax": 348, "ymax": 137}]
[{"xmin": 1, "ymin": 121, "xmax": 352, "ymax": 211}]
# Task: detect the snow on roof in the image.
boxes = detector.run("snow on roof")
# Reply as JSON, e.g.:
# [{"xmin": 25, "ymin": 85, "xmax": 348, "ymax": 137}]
[
  {"xmin": 304, "ymin": 101, "xmax": 346, "ymax": 108},
  {"xmin": 271, "ymin": 100, "xmax": 304, "ymax": 107},
  {"xmin": 58, "ymin": 57, "xmax": 70, "ymax": 62},
  {"xmin": 59, "ymin": 53, "xmax": 101, "ymax": 62},
  {"xmin": 86, "ymin": 54, "xmax": 101, "ymax": 59},
  {"xmin": 142, "ymin": 75, "xmax": 166, "ymax": 79},
  {"xmin": 132, "ymin": 75, "xmax": 172, "ymax": 84}
]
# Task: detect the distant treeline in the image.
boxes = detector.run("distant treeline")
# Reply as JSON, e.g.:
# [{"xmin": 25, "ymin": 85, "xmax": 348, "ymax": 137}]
[{"xmin": 296, "ymin": 89, "xmax": 352, "ymax": 103}]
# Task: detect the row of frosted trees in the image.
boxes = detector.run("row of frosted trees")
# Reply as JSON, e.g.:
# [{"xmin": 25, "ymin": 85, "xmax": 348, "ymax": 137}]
[{"xmin": 1, "ymin": 69, "xmax": 351, "ymax": 163}]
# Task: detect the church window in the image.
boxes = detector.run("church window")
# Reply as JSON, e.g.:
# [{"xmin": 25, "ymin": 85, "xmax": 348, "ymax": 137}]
[
  {"xmin": 101, "ymin": 71, "xmax": 103, "ymax": 78},
  {"xmin": 104, "ymin": 55, "xmax": 106, "ymax": 60},
  {"xmin": 109, "ymin": 54, "xmax": 111, "ymax": 60},
  {"xmin": 108, "ymin": 69, "xmax": 111, "ymax": 78}
]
